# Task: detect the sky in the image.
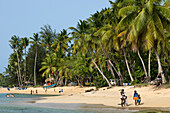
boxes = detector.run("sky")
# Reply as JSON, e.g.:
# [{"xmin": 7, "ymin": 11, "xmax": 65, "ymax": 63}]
[{"xmin": 0, "ymin": 0, "xmax": 112, "ymax": 73}]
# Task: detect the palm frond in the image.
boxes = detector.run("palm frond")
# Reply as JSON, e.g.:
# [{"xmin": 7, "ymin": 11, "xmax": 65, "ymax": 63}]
[
  {"xmin": 155, "ymin": 6, "xmax": 170, "ymax": 21},
  {"xmin": 119, "ymin": 6, "xmax": 139, "ymax": 17}
]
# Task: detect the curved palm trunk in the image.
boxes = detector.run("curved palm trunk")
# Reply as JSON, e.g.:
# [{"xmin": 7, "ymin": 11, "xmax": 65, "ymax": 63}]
[
  {"xmin": 123, "ymin": 48, "xmax": 134, "ymax": 82},
  {"xmin": 108, "ymin": 60, "xmax": 123, "ymax": 79},
  {"xmin": 137, "ymin": 50, "xmax": 148, "ymax": 81},
  {"xmin": 16, "ymin": 51, "xmax": 22, "ymax": 86},
  {"xmin": 155, "ymin": 48, "xmax": 167, "ymax": 83},
  {"xmin": 148, "ymin": 49, "xmax": 151, "ymax": 82},
  {"xmin": 90, "ymin": 56, "xmax": 112, "ymax": 87},
  {"xmin": 34, "ymin": 45, "xmax": 37, "ymax": 86},
  {"xmin": 108, "ymin": 62, "xmax": 116, "ymax": 85},
  {"xmin": 99, "ymin": 42, "xmax": 122, "ymax": 82}
]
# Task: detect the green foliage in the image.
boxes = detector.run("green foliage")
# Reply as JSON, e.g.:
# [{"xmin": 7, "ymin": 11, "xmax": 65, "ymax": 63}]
[
  {"xmin": 4, "ymin": 0, "xmax": 170, "ymax": 87},
  {"xmin": 27, "ymin": 44, "xmax": 46, "ymax": 84},
  {"xmin": 131, "ymin": 80, "xmax": 140, "ymax": 85},
  {"xmin": 94, "ymin": 75, "xmax": 108, "ymax": 88}
]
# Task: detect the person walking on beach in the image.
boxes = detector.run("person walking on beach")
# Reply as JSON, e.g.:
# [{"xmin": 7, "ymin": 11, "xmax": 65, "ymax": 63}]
[
  {"xmin": 120, "ymin": 89, "xmax": 127, "ymax": 107},
  {"xmin": 133, "ymin": 90, "xmax": 138, "ymax": 105}
]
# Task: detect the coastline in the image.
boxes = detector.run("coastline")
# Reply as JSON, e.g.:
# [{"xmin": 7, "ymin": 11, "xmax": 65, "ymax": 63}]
[{"xmin": 1, "ymin": 86, "xmax": 170, "ymax": 111}]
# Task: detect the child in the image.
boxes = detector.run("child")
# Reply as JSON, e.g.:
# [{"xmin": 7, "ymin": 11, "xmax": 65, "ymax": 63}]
[
  {"xmin": 125, "ymin": 95, "xmax": 128, "ymax": 106},
  {"xmin": 137, "ymin": 94, "xmax": 141, "ymax": 105}
]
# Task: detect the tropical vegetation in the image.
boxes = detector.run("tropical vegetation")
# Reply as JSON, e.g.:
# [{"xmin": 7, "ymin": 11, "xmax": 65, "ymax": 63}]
[{"xmin": 1, "ymin": 0, "xmax": 170, "ymax": 88}]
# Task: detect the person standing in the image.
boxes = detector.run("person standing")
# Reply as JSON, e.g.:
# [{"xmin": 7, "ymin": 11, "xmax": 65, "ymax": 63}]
[
  {"xmin": 120, "ymin": 89, "xmax": 126, "ymax": 107},
  {"xmin": 133, "ymin": 90, "xmax": 138, "ymax": 105}
]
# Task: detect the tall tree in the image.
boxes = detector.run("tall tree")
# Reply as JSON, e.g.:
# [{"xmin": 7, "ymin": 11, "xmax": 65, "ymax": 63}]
[
  {"xmin": 30, "ymin": 33, "xmax": 41, "ymax": 86},
  {"xmin": 9, "ymin": 35, "xmax": 23, "ymax": 86},
  {"xmin": 21, "ymin": 37, "xmax": 29, "ymax": 83},
  {"xmin": 117, "ymin": 0, "xmax": 170, "ymax": 83}
]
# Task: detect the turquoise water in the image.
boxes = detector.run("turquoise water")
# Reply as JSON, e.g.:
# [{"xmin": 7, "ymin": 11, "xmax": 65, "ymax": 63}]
[
  {"xmin": 0, "ymin": 93, "xmax": 169, "ymax": 113},
  {"xmin": 0, "ymin": 93, "xmax": 96, "ymax": 113},
  {"xmin": 0, "ymin": 93, "xmax": 130, "ymax": 113}
]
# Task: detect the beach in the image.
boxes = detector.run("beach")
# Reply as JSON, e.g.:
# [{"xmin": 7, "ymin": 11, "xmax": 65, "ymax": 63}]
[{"xmin": 1, "ymin": 85, "xmax": 170, "ymax": 109}]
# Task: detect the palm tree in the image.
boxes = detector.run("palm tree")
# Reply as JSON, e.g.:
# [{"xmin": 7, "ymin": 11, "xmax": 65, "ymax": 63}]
[
  {"xmin": 30, "ymin": 33, "xmax": 41, "ymax": 86},
  {"xmin": 52, "ymin": 29, "xmax": 69, "ymax": 54},
  {"xmin": 9, "ymin": 35, "xmax": 23, "ymax": 86},
  {"xmin": 70, "ymin": 20, "xmax": 112, "ymax": 87},
  {"xmin": 39, "ymin": 53, "xmax": 57, "ymax": 78},
  {"xmin": 40, "ymin": 25, "xmax": 56, "ymax": 51},
  {"xmin": 117, "ymin": 0, "xmax": 169, "ymax": 83},
  {"xmin": 21, "ymin": 37, "xmax": 29, "ymax": 83}
]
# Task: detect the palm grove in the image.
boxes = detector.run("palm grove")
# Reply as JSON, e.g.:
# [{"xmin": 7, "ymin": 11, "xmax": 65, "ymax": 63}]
[{"xmin": 1, "ymin": 0, "xmax": 170, "ymax": 88}]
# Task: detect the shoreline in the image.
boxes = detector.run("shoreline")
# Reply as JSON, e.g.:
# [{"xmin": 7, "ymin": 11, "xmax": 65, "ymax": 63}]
[{"xmin": 1, "ymin": 86, "xmax": 170, "ymax": 111}]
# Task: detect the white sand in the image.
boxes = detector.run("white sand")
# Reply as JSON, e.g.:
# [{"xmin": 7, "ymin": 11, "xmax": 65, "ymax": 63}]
[{"xmin": 1, "ymin": 86, "xmax": 170, "ymax": 108}]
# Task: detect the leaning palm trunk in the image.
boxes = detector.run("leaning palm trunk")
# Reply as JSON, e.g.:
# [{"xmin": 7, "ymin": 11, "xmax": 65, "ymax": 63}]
[
  {"xmin": 148, "ymin": 49, "xmax": 151, "ymax": 82},
  {"xmin": 108, "ymin": 62, "xmax": 116, "ymax": 85},
  {"xmin": 34, "ymin": 45, "xmax": 37, "ymax": 86},
  {"xmin": 16, "ymin": 51, "xmax": 22, "ymax": 86},
  {"xmin": 123, "ymin": 48, "xmax": 134, "ymax": 82},
  {"xmin": 99, "ymin": 42, "xmax": 122, "ymax": 82},
  {"xmin": 90, "ymin": 55, "xmax": 112, "ymax": 87},
  {"xmin": 137, "ymin": 50, "xmax": 148, "ymax": 81},
  {"xmin": 108, "ymin": 60, "xmax": 123, "ymax": 80},
  {"xmin": 155, "ymin": 48, "xmax": 167, "ymax": 83}
]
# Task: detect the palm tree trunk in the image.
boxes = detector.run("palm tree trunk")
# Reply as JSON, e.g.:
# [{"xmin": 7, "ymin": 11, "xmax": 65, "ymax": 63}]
[
  {"xmin": 90, "ymin": 56, "xmax": 112, "ymax": 87},
  {"xmin": 99, "ymin": 42, "xmax": 122, "ymax": 82},
  {"xmin": 65, "ymin": 78, "xmax": 67, "ymax": 86},
  {"xmin": 34, "ymin": 45, "xmax": 37, "ymax": 86},
  {"xmin": 155, "ymin": 48, "xmax": 167, "ymax": 83},
  {"xmin": 137, "ymin": 50, "xmax": 148, "ymax": 80},
  {"xmin": 16, "ymin": 70, "xmax": 20, "ymax": 86},
  {"xmin": 108, "ymin": 60, "xmax": 123, "ymax": 79},
  {"xmin": 24, "ymin": 47, "xmax": 27, "ymax": 84},
  {"xmin": 108, "ymin": 62, "xmax": 116, "ymax": 85},
  {"xmin": 123, "ymin": 48, "xmax": 134, "ymax": 82},
  {"xmin": 148, "ymin": 49, "xmax": 151, "ymax": 82},
  {"xmin": 16, "ymin": 51, "xmax": 22, "ymax": 86}
]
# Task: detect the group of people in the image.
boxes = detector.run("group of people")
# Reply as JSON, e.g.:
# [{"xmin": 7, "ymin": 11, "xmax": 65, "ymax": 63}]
[
  {"xmin": 120, "ymin": 89, "xmax": 141, "ymax": 107},
  {"xmin": 6, "ymin": 94, "xmax": 14, "ymax": 97},
  {"xmin": 30, "ymin": 89, "xmax": 38, "ymax": 94}
]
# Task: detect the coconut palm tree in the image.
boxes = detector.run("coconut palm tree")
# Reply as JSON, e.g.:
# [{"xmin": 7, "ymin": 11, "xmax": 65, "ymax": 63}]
[
  {"xmin": 117, "ymin": 0, "xmax": 170, "ymax": 83},
  {"xmin": 40, "ymin": 25, "xmax": 56, "ymax": 51},
  {"xmin": 70, "ymin": 20, "xmax": 112, "ymax": 87},
  {"xmin": 9, "ymin": 35, "xmax": 23, "ymax": 86},
  {"xmin": 39, "ymin": 53, "xmax": 57, "ymax": 78},
  {"xmin": 52, "ymin": 29, "xmax": 69, "ymax": 54},
  {"xmin": 21, "ymin": 37, "xmax": 29, "ymax": 83},
  {"xmin": 30, "ymin": 33, "xmax": 41, "ymax": 86}
]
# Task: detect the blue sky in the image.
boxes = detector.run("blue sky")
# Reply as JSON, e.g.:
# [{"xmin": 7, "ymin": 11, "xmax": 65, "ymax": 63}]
[{"xmin": 0, "ymin": 0, "xmax": 112, "ymax": 73}]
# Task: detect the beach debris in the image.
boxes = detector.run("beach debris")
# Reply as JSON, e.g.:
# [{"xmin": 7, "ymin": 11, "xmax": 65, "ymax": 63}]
[{"xmin": 85, "ymin": 88, "xmax": 94, "ymax": 93}]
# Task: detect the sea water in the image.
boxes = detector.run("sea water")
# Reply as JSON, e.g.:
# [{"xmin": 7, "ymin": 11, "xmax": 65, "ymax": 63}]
[
  {"xmin": 0, "ymin": 93, "xmax": 169, "ymax": 113},
  {"xmin": 0, "ymin": 93, "xmax": 137, "ymax": 113}
]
